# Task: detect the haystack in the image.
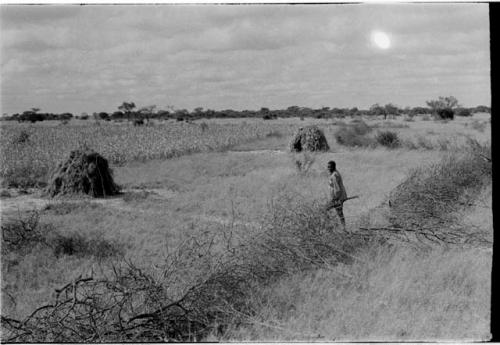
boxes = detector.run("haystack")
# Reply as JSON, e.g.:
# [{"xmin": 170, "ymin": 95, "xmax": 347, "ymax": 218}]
[
  {"xmin": 290, "ymin": 125, "xmax": 330, "ymax": 152},
  {"xmin": 46, "ymin": 147, "xmax": 119, "ymax": 198}
]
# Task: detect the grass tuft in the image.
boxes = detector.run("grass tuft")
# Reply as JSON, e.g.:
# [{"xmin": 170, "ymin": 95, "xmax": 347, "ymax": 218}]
[{"xmin": 375, "ymin": 131, "xmax": 400, "ymax": 148}]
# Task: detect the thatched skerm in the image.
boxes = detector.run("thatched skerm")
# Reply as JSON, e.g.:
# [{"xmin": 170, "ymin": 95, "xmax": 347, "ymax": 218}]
[
  {"xmin": 290, "ymin": 125, "xmax": 330, "ymax": 152},
  {"xmin": 46, "ymin": 148, "xmax": 119, "ymax": 197}
]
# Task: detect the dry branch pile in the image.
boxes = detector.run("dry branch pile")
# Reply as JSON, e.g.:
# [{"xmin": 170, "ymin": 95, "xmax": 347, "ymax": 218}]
[
  {"xmin": 45, "ymin": 147, "xmax": 119, "ymax": 198},
  {"xmin": 1, "ymin": 195, "xmax": 374, "ymax": 342},
  {"xmin": 290, "ymin": 126, "xmax": 330, "ymax": 152},
  {"xmin": 362, "ymin": 139, "xmax": 492, "ymax": 247}
]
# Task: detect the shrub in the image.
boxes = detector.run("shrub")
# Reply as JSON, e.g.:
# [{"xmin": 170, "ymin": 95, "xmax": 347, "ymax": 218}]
[
  {"xmin": 435, "ymin": 108, "xmax": 454, "ymax": 120},
  {"xmin": 12, "ymin": 130, "xmax": 30, "ymax": 145},
  {"xmin": 376, "ymin": 131, "xmax": 400, "ymax": 148},
  {"xmin": 2, "ymin": 163, "xmax": 48, "ymax": 189},
  {"xmin": 350, "ymin": 120, "xmax": 372, "ymax": 135},
  {"xmin": 1, "ymin": 211, "xmax": 48, "ymax": 252},
  {"xmin": 293, "ymin": 152, "xmax": 315, "ymax": 175},
  {"xmin": 415, "ymin": 136, "xmax": 435, "ymax": 150},
  {"xmin": 133, "ymin": 119, "xmax": 144, "ymax": 126},
  {"xmin": 266, "ymin": 130, "xmax": 283, "ymax": 138},
  {"xmin": 401, "ymin": 139, "xmax": 418, "ymax": 150},
  {"xmin": 200, "ymin": 122, "xmax": 209, "ymax": 132},
  {"xmin": 43, "ymin": 201, "xmax": 101, "ymax": 215},
  {"xmin": 470, "ymin": 120, "xmax": 486, "ymax": 132},
  {"xmin": 334, "ymin": 126, "xmax": 374, "ymax": 148},
  {"xmin": 421, "ymin": 114, "xmax": 431, "ymax": 121},
  {"xmin": 371, "ymin": 121, "xmax": 408, "ymax": 129},
  {"xmin": 456, "ymin": 108, "xmax": 472, "ymax": 117},
  {"xmin": 1, "ymin": 210, "xmax": 122, "ymax": 259},
  {"xmin": 51, "ymin": 232, "xmax": 121, "ymax": 259},
  {"xmin": 330, "ymin": 120, "xmax": 347, "ymax": 126}
]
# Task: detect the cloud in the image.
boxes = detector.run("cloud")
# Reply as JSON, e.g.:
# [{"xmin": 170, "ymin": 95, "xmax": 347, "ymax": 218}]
[
  {"xmin": 0, "ymin": 5, "xmax": 80, "ymax": 27},
  {"xmin": 0, "ymin": 4, "xmax": 490, "ymax": 114}
]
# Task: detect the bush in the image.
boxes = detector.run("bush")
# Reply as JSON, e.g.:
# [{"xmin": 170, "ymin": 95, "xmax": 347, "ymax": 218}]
[
  {"xmin": 1, "ymin": 211, "xmax": 122, "ymax": 259},
  {"xmin": 266, "ymin": 130, "xmax": 283, "ymax": 138},
  {"xmin": 371, "ymin": 121, "xmax": 409, "ymax": 129},
  {"xmin": 376, "ymin": 131, "xmax": 400, "ymax": 148},
  {"xmin": 334, "ymin": 125, "xmax": 374, "ymax": 148},
  {"xmin": 1, "ymin": 211, "xmax": 48, "ymax": 252},
  {"xmin": 200, "ymin": 122, "xmax": 209, "ymax": 132},
  {"xmin": 470, "ymin": 120, "xmax": 487, "ymax": 132},
  {"xmin": 293, "ymin": 152, "xmax": 315, "ymax": 175},
  {"xmin": 350, "ymin": 120, "xmax": 371, "ymax": 135},
  {"xmin": 2, "ymin": 163, "xmax": 48, "ymax": 189},
  {"xmin": 456, "ymin": 108, "xmax": 472, "ymax": 117},
  {"xmin": 415, "ymin": 136, "xmax": 435, "ymax": 150},
  {"xmin": 435, "ymin": 108, "xmax": 454, "ymax": 120},
  {"xmin": 133, "ymin": 119, "xmax": 144, "ymax": 126},
  {"xmin": 51, "ymin": 232, "xmax": 121, "ymax": 259},
  {"xmin": 12, "ymin": 130, "xmax": 30, "ymax": 145}
]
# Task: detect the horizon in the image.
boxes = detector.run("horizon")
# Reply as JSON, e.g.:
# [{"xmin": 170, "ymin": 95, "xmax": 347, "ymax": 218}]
[{"xmin": 0, "ymin": 4, "xmax": 491, "ymax": 115}]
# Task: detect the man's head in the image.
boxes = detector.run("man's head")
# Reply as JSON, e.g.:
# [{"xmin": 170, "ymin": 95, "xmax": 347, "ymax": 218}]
[{"xmin": 327, "ymin": 160, "xmax": 336, "ymax": 173}]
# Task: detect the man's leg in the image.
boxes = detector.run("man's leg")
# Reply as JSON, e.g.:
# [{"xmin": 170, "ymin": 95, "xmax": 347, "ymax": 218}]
[{"xmin": 334, "ymin": 203, "xmax": 346, "ymax": 230}]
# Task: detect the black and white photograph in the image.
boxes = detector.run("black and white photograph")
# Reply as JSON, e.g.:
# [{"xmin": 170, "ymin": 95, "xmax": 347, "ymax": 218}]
[{"xmin": 0, "ymin": 2, "xmax": 492, "ymax": 342}]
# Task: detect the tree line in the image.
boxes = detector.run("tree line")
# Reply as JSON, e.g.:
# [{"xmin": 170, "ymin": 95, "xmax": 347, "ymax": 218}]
[{"xmin": 1, "ymin": 98, "xmax": 491, "ymax": 123}]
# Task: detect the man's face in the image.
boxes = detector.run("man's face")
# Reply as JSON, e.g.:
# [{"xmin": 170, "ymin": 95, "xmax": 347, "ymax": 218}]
[{"xmin": 328, "ymin": 165, "xmax": 335, "ymax": 173}]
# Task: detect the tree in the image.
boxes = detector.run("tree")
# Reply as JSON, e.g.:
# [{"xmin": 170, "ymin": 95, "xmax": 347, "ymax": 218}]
[
  {"xmin": 98, "ymin": 112, "xmax": 110, "ymax": 120},
  {"xmin": 138, "ymin": 105, "xmax": 156, "ymax": 123},
  {"xmin": 19, "ymin": 108, "xmax": 43, "ymax": 122},
  {"xmin": 473, "ymin": 105, "xmax": 491, "ymax": 113},
  {"xmin": 426, "ymin": 96, "xmax": 460, "ymax": 120},
  {"xmin": 455, "ymin": 108, "xmax": 472, "ymax": 117},
  {"xmin": 349, "ymin": 107, "xmax": 359, "ymax": 116},
  {"xmin": 384, "ymin": 103, "xmax": 399, "ymax": 117},
  {"xmin": 370, "ymin": 103, "xmax": 387, "ymax": 118},
  {"xmin": 118, "ymin": 102, "xmax": 136, "ymax": 121}
]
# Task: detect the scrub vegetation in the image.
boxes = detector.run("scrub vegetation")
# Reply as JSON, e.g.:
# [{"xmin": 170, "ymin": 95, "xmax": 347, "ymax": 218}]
[{"xmin": 0, "ymin": 113, "xmax": 492, "ymax": 341}]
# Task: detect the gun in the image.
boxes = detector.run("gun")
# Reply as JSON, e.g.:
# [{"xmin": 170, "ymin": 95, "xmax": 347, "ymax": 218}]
[
  {"xmin": 344, "ymin": 195, "xmax": 359, "ymax": 202},
  {"xmin": 325, "ymin": 195, "xmax": 360, "ymax": 210}
]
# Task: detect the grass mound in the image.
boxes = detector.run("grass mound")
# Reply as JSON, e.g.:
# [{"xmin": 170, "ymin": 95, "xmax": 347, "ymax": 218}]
[
  {"xmin": 45, "ymin": 146, "xmax": 119, "ymax": 198},
  {"xmin": 290, "ymin": 126, "xmax": 329, "ymax": 152}
]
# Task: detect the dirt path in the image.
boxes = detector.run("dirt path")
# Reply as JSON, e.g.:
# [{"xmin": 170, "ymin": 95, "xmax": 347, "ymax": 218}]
[{"xmin": 0, "ymin": 188, "xmax": 177, "ymax": 221}]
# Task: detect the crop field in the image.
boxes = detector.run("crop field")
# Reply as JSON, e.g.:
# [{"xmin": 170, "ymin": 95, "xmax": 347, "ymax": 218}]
[
  {"xmin": 0, "ymin": 120, "xmax": 298, "ymax": 188},
  {"xmin": 0, "ymin": 113, "xmax": 492, "ymax": 342}
]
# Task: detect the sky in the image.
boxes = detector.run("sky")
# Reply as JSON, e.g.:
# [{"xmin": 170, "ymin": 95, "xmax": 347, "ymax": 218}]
[{"xmin": 0, "ymin": 4, "xmax": 491, "ymax": 115}]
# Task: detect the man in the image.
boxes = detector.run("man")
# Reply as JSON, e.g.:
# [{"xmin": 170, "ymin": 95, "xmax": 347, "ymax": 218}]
[{"xmin": 327, "ymin": 160, "xmax": 347, "ymax": 229}]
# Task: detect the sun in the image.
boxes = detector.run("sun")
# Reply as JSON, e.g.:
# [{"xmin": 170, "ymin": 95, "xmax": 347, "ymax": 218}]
[{"xmin": 371, "ymin": 31, "xmax": 391, "ymax": 50}]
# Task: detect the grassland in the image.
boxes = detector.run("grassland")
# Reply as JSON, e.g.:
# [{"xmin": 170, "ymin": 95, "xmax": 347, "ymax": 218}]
[{"xmin": 0, "ymin": 113, "xmax": 492, "ymax": 341}]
